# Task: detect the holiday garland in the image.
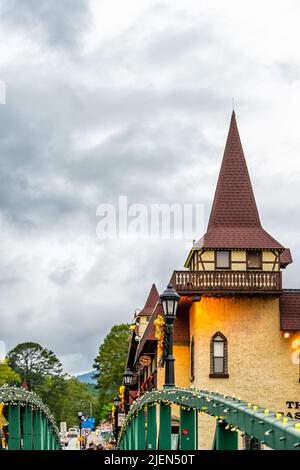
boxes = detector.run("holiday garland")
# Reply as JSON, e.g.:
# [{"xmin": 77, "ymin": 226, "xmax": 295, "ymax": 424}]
[
  {"xmin": 154, "ymin": 314, "xmax": 173, "ymax": 366},
  {"xmin": 0, "ymin": 403, "xmax": 8, "ymax": 429},
  {"xmin": 119, "ymin": 385, "xmax": 125, "ymax": 411},
  {"xmin": 117, "ymin": 386, "xmax": 300, "ymax": 447},
  {"xmin": 163, "ymin": 323, "xmax": 172, "ymax": 363},
  {"xmin": 154, "ymin": 315, "xmax": 165, "ymax": 364},
  {"xmin": 0, "ymin": 385, "xmax": 60, "ymax": 437}
]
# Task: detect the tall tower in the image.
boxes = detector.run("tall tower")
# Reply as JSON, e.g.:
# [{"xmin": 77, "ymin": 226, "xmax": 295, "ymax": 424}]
[
  {"xmin": 168, "ymin": 112, "xmax": 298, "ymax": 449},
  {"xmin": 125, "ymin": 112, "xmax": 300, "ymax": 451},
  {"xmin": 172, "ymin": 111, "xmax": 292, "ymax": 294}
]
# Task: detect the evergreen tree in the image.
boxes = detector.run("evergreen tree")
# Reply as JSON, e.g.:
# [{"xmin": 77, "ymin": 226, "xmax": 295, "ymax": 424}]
[
  {"xmin": 93, "ymin": 324, "xmax": 130, "ymax": 419},
  {"xmin": 7, "ymin": 342, "xmax": 63, "ymax": 390}
]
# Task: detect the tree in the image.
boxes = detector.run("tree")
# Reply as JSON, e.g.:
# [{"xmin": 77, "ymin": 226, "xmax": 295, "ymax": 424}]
[
  {"xmin": 98, "ymin": 401, "xmax": 114, "ymax": 422},
  {"xmin": 7, "ymin": 342, "xmax": 63, "ymax": 390},
  {"xmin": 35, "ymin": 376, "xmax": 98, "ymax": 427},
  {"xmin": 93, "ymin": 324, "xmax": 130, "ymax": 418},
  {"xmin": 0, "ymin": 359, "xmax": 21, "ymax": 386}
]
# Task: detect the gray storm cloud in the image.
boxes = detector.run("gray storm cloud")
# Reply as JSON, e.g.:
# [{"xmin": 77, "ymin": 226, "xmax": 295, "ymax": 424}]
[
  {"xmin": 0, "ymin": 0, "xmax": 299, "ymax": 374},
  {"xmin": 1, "ymin": 0, "xmax": 91, "ymax": 49}
]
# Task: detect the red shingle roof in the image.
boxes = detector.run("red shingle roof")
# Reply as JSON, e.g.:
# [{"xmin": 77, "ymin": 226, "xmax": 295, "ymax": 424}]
[
  {"xmin": 197, "ymin": 112, "xmax": 287, "ymax": 251},
  {"xmin": 280, "ymin": 291, "xmax": 300, "ymax": 330},
  {"xmin": 135, "ymin": 301, "xmax": 190, "ymax": 360},
  {"xmin": 139, "ymin": 284, "xmax": 159, "ymax": 316},
  {"xmin": 280, "ymin": 249, "xmax": 293, "ymax": 268},
  {"xmin": 135, "ymin": 302, "xmax": 162, "ymax": 359}
]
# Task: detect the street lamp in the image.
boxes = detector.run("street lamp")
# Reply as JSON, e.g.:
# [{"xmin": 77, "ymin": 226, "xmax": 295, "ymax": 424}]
[
  {"xmin": 113, "ymin": 396, "xmax": 120, "ymax": 443},
  {"xmin": 123, "ymin": 368, "xmax": 133, "ymax": 415},
  {"xmin": 160, "ymin": 283, "xmax": 180, "ymax": 388},
  {"xmin": 77, "ymin": 411, "xmax": 83, "ymax": 450}
]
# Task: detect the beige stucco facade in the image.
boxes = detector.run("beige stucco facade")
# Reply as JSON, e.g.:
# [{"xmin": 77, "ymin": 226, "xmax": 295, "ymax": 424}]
[
  {"xmin": 127, "ymin": 112, "xmax": 299, "ymax": 450},
  {"xmin": 153, "ymin": 295, "xmax": 300, "ymax": 449},
  {"xmin": 156, "ymin": 344, "xmax": 190, "ymax": 391},
  {"xmin": 189, "ymin": 296, "xmax": 299, "ymax": 407}
]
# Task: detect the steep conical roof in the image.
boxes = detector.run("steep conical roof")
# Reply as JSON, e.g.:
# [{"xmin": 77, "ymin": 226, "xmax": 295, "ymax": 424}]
[
  {"xmin": 139, "ymin": 284, "xmax": 159, "ymax": 316},
  {"xmin": 208, "ymin": 111, "xmax": 261, "ymax": 229},
  {"xmin": 196, "ymin": 112, "xmax": 285, "ymax": 249}
]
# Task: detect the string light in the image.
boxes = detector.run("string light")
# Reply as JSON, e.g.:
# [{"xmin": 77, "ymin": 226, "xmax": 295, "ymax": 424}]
[
  {"xmin": 116, "ymin": 386, "xmax": 300, "ymax": 450},
  {"xmin": 0, "ymin": 386, "xmax": 61, "ymax": 442}
]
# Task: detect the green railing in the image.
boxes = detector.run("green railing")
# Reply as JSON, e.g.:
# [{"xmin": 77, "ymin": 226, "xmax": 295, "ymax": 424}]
[
  {"xmin": 118, "ymin": 388, "xmax": 300, "ymax": 451},
  {"xmin": 0, "ymin": 386, "xmax": 61, "ymax": 450}
]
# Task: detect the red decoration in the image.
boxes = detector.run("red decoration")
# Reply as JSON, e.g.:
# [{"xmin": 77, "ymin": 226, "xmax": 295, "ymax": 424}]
[
  {"xmin": 182, "ymin": 429, "xmax": 189, "ymax": 435},
  {"xmin": 22, "ymin": 381, "xmax": 29, "ymax": 391}
]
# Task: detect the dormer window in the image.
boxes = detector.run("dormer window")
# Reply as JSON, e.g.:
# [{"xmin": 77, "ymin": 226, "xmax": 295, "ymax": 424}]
[
  {"xmin": 247, "ymin": 250, "xmax": 262, "ymax": 269},
  {"xmin": 216, "ymin": 250, "xmax": 230, "ymax": 269}
]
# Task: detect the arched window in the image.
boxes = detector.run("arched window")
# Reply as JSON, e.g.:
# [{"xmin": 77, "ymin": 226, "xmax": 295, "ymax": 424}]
[{"xmin": 210, "ymin": 332, "xmax": 229, "ymax": 378}]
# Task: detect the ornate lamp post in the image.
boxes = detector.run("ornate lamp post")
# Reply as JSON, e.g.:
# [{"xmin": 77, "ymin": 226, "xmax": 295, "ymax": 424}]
[
  {"xmin": 123, "ymin": 368, "xmax": 133, "ymax": 415},
  {"xmin": 113, "ymin": 395, "xmax": 120, "ymax": 443},
  {"xmin": 77, "ymin": 410, "xmax": 83, "ymax": 450},
  {"xmin": 160, "ymin": 283, "xmax": 180, "ymax": 388}
]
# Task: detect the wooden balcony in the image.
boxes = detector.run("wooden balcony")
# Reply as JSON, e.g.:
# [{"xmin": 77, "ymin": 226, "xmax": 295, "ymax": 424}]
[{"xmin": 170, "ymin": 270, "xmax": 282, "ymax": 295}]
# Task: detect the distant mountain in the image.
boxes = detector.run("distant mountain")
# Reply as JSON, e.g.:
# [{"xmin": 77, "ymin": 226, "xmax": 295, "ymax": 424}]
[{"xmin": 76, "ymin": 371, "xmax": 97, "ymax": 385}]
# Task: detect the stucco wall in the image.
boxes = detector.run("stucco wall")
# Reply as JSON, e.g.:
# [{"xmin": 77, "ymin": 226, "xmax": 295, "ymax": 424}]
[
  {"xmin": 156, "ymin": 344, "xmax": 190, "ymax": 390},
  {"xmin": 153, "ymin": 295, "xmax": 299, "ymax": 449},
  {"xmin": 190, "ymin": 295, "xmax": 300, "ymax": 449},
  {"xmin": 173, "ymin": 344, "xmax": 190, "ymax": 388}
]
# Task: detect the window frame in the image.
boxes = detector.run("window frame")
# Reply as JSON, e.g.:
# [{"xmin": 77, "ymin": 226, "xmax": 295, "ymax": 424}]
[
  {"xmin": 215, "ymin": 250, "xmax": 231, "ymax": 270},
  {"xmin": 209, "ymin": 332, "xmax": 229, "ymax": 378},
  {"xmin": 246, "ymin": 250, "xmax": 262, "ymax": 270}
]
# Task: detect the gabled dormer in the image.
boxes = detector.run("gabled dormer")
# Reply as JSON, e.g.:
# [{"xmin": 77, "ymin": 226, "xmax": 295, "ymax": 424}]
[{"xmin": 134, "ymin": 284, "xmax": 159, "ymax": 339}]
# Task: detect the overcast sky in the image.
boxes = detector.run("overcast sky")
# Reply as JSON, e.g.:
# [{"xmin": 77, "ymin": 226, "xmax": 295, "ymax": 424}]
[{"xmin": 1, "ymin": 0, "xmax": 300, "ymax": 375}]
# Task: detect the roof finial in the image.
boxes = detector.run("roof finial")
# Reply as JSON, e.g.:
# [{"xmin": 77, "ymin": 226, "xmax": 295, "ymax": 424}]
[{"xmin": 232, "ymin": 96, "xmax": 235, "ymax": 112}]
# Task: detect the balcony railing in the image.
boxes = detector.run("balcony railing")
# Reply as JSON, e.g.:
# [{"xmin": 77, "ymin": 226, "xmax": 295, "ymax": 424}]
[{"xmin": 170, "ymin": 270, "xmax": 282, "ymax": 294}]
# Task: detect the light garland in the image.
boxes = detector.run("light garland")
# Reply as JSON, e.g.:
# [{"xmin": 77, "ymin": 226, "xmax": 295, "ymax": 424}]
[
  {"xmin": 0, "ymin": 386, "xmax": 60, "ymax": 438},
  {"xmin": 116, "ymin": 386, "xmax": 300, "ymax": 447}
]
